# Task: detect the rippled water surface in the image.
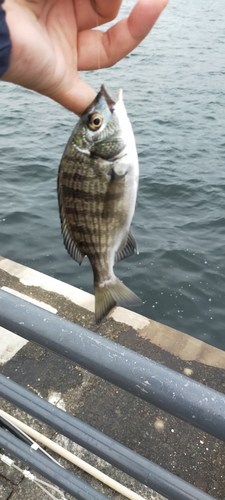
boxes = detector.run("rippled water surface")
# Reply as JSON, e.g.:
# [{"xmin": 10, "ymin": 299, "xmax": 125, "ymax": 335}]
[{"xmin": 1, "ymin": 0, "xmax": 225, "ymax": 350}]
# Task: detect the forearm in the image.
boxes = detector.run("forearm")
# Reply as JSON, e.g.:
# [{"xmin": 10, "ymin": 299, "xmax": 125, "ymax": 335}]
[{"xmin": 0, "ymin": 0, "xmax": 11, "ymax": 78}]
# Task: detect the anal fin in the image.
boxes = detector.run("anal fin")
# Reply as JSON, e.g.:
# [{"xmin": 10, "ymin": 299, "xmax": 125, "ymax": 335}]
[{"xmin": 114, "ymin": 231, "xmax": 138, "ymax": 263}]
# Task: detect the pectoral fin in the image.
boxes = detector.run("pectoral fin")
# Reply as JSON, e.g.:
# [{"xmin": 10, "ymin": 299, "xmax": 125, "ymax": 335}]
[
  {"xmin": 111, "ymin": 162, "xmax": 128, "ymax": 180},
  {"xmin": 115, "ymin": 231, "xmax": 138, "ymax": 263}
]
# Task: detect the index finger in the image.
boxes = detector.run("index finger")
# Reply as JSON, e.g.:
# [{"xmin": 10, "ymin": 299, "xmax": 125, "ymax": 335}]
[{"xmin": 77, "ymin": 0, "xmax": 169, "ymax": 70}]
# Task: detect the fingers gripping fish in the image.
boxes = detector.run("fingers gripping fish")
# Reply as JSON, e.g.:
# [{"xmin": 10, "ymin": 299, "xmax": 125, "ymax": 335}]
[{"xmin": 58, "ymin": 85, "xmax": 141, "ymax": 323}]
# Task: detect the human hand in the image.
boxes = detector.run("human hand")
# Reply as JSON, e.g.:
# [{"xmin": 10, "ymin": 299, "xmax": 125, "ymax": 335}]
[{"xmin": 1, "ymin": 0, "xmax": 169, "ymax": 115}]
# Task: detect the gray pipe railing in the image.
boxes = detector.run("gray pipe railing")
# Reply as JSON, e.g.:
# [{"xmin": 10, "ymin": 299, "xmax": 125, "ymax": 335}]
[
  {"xmin": 0, "ymin": 373, "xmax": 215, "ymax": 500},
  {"xmin": 0, "ymin": 426, "xmax": 110, "ymax": 500},
  {"xmin": 0, "ymin": 288, "xmax": 224, "ymax": 500},
  {"xmin": 0, "ymin": 289, "xmax": 224, "ymax": 441}
]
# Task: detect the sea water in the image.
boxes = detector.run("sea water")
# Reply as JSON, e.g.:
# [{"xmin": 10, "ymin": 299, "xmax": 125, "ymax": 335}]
[{"xmin": 0, "ymin": 0, "xmax": 225, "ymax": 350}]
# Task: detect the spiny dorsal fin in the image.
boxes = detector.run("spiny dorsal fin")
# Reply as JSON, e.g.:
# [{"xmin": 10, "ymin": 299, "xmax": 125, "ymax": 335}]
[
  {"xmin": 57, "ymin": 196, "xmax": 84, "ymax": 264},
  {"xmin": 114, "ymin": 231, "xmax": 138, "ymax": 264},
  {"xmin": 61, "ymin": 217, "xmax": 84, "ymax": 264},
  {"xmin": 58, "ymin": 177, "xmax": 85, "ymax": 265},
  {"xmin": 94, "ymin": 277, "xmax": 141, "ymax": 324}
]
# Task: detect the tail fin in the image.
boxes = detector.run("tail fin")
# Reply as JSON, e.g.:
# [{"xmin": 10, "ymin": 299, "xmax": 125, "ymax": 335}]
[{"xmin": 94, "ymin": 278, "xmax": 142, "ymax": 324}]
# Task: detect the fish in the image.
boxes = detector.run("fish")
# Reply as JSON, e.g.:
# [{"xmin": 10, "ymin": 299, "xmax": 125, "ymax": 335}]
[{"xmin": 57, "ymin": 85, "xmax": 141, "ymax": 323}]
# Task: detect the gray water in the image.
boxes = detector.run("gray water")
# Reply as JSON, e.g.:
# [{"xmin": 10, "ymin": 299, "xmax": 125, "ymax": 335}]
[{"xmin": 0, "ymin": 0, "xmax": 225, "ymax": 350}]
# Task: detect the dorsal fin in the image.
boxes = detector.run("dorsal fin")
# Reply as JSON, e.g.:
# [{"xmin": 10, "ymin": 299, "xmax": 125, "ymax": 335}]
[
  {"xmin": 58, "ymin": 173, "xmax": 85, "ymax": 264},
  {"xmin": 61, "ymin": 216, "xmax": 84, "ymax": 264}
]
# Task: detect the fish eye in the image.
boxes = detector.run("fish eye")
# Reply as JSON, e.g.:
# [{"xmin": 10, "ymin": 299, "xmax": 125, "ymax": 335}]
[{"xmin": 88, "ymin": 113, "xmax": 103, "ymax": 131}]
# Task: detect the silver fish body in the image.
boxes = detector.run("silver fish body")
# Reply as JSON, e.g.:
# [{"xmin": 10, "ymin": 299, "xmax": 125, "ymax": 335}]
[{"xmin": 58, "ymin": 85, "xmax": 141, "ymax": 323}]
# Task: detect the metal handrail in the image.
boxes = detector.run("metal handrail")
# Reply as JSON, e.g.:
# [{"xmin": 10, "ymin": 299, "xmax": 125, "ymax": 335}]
[
  {"xmin": 0, "ymin": 288, "xmax": 224, "ymax": 500},
  {"xmin": 0, "ymin": 373, "xmax": 215, "ymax": 500},
  {"xmin": 0, "ymin": 289, "xmax": 224, "ymax": 441},
  {"xmin": 0, "ymin": 426, "xmax": 109, "ymax": 500}
]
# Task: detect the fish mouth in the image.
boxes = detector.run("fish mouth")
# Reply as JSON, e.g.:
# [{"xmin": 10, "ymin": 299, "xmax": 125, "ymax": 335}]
[
  {"xmin": 100, "ymin": 85, "xmax": 123, "ymax": 110},
  {"xmin": 115, "ymin": 88, "xmax": 123, "ymax": 101}
]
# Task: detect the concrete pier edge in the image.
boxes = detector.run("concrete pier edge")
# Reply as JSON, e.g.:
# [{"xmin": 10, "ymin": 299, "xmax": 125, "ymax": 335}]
[{"xmin": 0, "ymin": 256, "xmax": 225, "ymax": 369}]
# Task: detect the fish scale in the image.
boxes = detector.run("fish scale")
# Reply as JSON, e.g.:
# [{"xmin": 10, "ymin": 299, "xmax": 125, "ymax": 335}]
[{"xmin": 58, "ymin": 85, "xmax": 141, "ymax": 323}]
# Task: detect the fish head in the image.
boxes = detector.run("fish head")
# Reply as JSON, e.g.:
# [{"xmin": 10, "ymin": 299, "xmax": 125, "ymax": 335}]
[{"xmin": 72, "ymin": 85, "xmax": 135, "ymax": 160}]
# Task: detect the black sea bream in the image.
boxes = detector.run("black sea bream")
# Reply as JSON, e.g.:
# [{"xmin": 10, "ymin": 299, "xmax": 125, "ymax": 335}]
[{"xmin": 58, "ymin": 85, "xmax": 141, "ymax": 323}]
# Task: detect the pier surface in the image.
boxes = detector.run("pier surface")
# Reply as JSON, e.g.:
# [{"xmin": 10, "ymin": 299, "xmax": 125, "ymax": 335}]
[{"xmin": 0, "ymin": 256, "xmax": 224, "ymax": 500}]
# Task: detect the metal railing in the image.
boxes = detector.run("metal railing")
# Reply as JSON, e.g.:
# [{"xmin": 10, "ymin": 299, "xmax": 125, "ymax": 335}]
[{"xmin": 0, "ymin": 288, "xmax": 224, "ymax": 500}]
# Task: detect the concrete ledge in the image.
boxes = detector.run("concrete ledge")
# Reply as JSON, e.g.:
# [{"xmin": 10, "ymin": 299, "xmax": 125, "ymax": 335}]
[{"xmin": 0, "ymin": 256, "xmax": 225, "ymax": 369}]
